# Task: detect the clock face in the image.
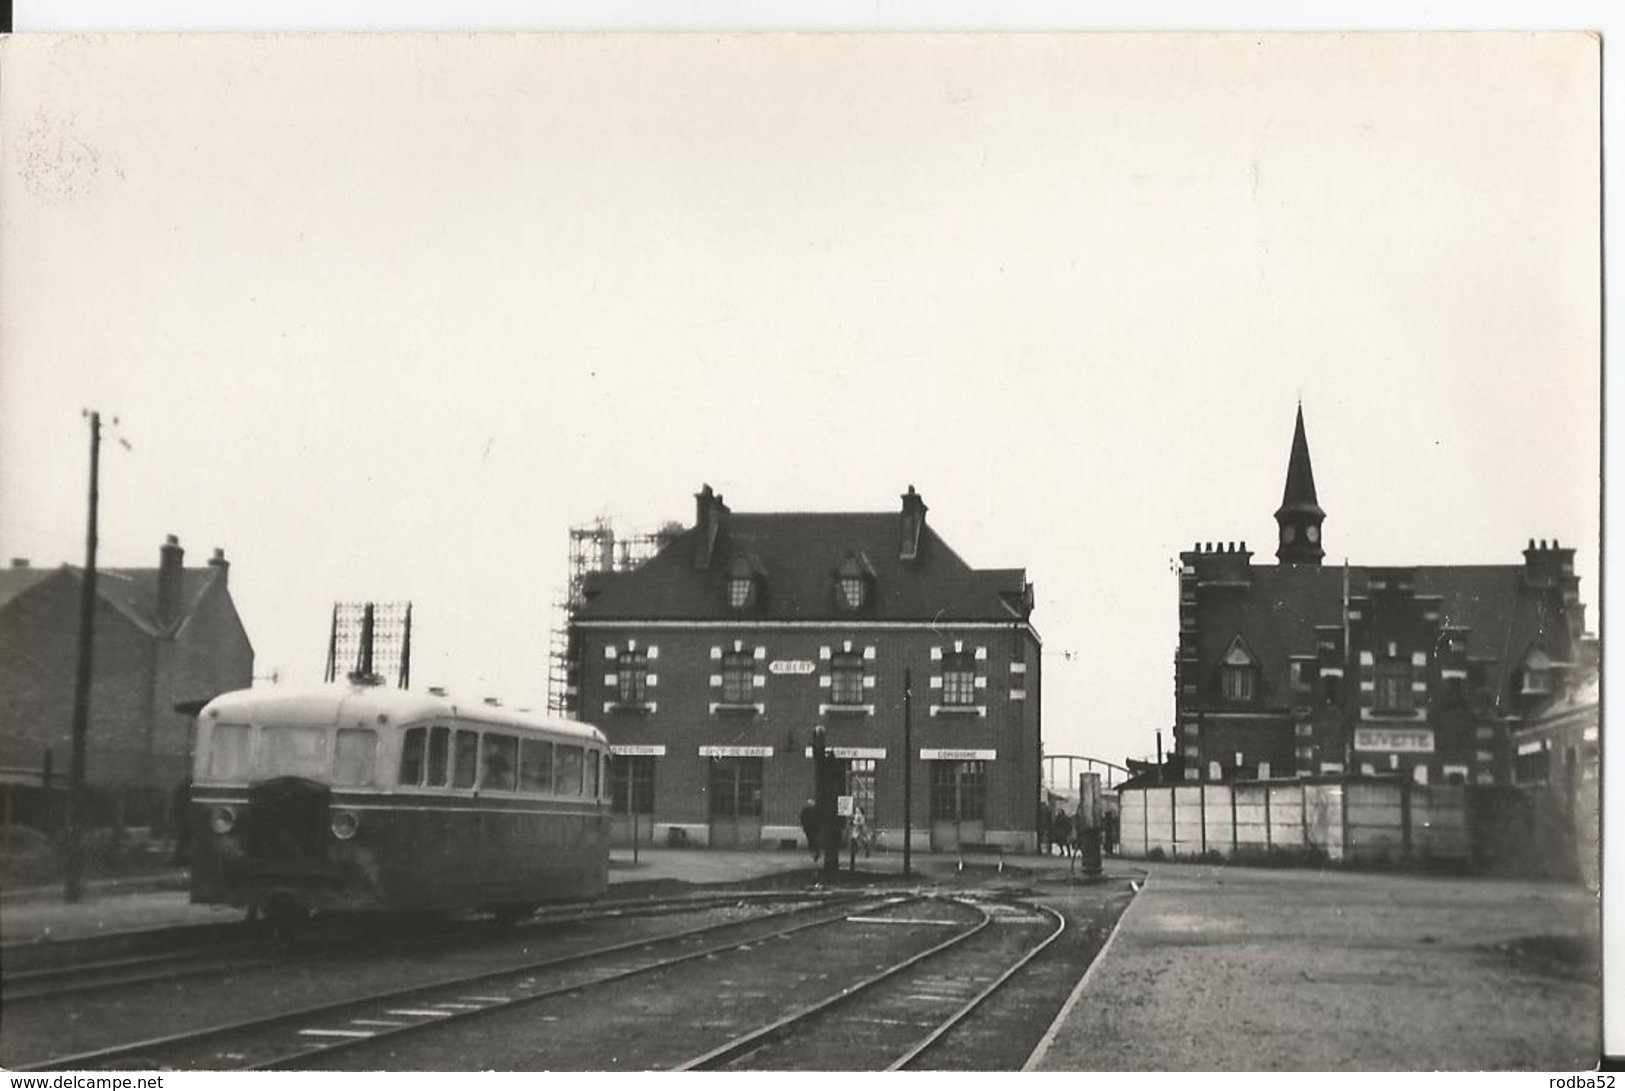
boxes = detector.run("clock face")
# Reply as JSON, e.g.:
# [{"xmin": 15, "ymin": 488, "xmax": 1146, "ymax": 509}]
[
  {"xmin": 1283, "ymin": 526, "xmax": 1297, "ymax": 543},
  {"xmin": 1307, "ymin": 526, "xmax": 1320, "ymax": 543}
]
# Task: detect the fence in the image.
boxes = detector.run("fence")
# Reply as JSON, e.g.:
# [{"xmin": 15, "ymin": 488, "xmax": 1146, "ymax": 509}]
[
  {"xmin": 1119, "ymin": 777, "xmax": 1474, "ymax": 867},
  {"xmin": 1119, "ymin": 776, "xmax": 1589, "ymax": 878}
]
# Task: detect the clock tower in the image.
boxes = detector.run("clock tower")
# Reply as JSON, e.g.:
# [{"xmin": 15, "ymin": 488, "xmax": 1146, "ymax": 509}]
[{"xmin": 1274, "ymin": 404, "xmax": 1325, "ymax": 566}]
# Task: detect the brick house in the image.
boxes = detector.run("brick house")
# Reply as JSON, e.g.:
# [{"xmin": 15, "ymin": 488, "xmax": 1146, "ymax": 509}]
[
  {"xmin": 1176, "ymin": 407, "xmax": 1590, "ymax": 786},
  {"xmin": 566, "ymin": 486, "xmax": 1042, "ymax": 852},
  {"xmin": 0, "ymin": 535, "xmax": 253, "ymax": 830}
]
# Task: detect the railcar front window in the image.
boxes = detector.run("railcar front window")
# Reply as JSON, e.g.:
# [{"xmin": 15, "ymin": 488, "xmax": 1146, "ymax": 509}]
[
  {"xmin": 519, "ymin": 738, "xmax": 553, "ymax": 794},
  {"xmin": 260, "ymin": 725, "xmax": 329, "ymax": 779},
  {"xmin": 482, "ymin": 733, "xmax": 518, "ymax": 791},
  {"xmin": 452, "ymin": 729, "xmax": 479, "ymax": 789},
  {"xmin": 556, "ymin": 745, "xmax": 584, "ymax": 796},
  {"xmin": 334, "ymin": 728, "xmax": 378, "ymax": 786},
  {"xmin": 400, "ymin": 727, "xmax": 427, "ymax": 785},
  {"xmin": 207, "ymin": 723, "xmax": 252, "ymax": 779},
  {"xmin": 587, "ymin": 749, "xmax": 601, "ymax": 797}
]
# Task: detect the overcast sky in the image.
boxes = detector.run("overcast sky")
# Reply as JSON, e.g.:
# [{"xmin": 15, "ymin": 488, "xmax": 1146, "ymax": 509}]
[{"xmin": 0, "ymin": 32, "xmax": 1601, "ymax": 769}]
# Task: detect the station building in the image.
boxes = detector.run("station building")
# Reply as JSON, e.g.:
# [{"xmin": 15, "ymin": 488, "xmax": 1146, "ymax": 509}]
[
  {"xmin": 1176, "ymin": 407, "xmax": 1590, "ymax": 787},
  {"xmin": 564, "ymin": 485, "xmax": 1042, "ymax": 852}
]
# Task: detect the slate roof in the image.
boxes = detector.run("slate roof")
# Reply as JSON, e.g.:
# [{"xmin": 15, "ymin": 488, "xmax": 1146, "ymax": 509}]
[
  {"xmin": 576, "ymin": 511, "xmax": 1032, "ymax": 624},
  {"xmin": 0, "ymin": 563, "xmax": 222, "ymax": 635},
  {"xmin": 1194, "ymin": 563, "xmax": 1577, "ymax": 705}
]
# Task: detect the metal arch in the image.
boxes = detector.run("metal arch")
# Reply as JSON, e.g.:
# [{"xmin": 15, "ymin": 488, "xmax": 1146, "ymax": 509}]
[{"xmin": 1042, "ymin": 753, "xmax": 1130, "ymax": 793}]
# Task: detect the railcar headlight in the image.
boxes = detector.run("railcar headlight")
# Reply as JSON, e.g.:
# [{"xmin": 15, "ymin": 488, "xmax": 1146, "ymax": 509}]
[
  {"xmin": 209, "ymin": 806, "xmax": 237, "ymax": 834},
  {"xmin": 330, "ymin": 810, "xmax": 361, "ymax": 841}
]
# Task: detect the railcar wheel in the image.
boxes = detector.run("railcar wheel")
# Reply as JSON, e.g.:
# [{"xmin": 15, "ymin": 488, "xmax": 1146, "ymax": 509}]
[{"xmin": 490, "ymin": 903, "xmax": 538, "ymax": 925}]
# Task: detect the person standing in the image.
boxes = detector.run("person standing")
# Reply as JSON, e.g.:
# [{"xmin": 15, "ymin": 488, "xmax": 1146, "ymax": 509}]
[{"xmin": 800, "ymin": 799, "xmax": 820, "ymax": 863}]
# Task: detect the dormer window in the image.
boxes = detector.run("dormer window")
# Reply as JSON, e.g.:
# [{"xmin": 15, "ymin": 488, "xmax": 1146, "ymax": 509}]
[
  {"xmin": 834, "ymin": 553, "xmax": 875, "ymax": 611},
  {"xmin": 1220, "ymin": 637, "xmax": 1257, "ymax": 702},
  {"xmin": 724, "ymin": 555, "xmax": 763, "ymax": 611}
]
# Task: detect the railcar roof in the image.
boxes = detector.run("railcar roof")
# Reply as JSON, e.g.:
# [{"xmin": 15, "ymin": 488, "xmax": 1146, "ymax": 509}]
[{"xmin": 201, "ymin": 683, "xmax": 607, "ymax": 744}]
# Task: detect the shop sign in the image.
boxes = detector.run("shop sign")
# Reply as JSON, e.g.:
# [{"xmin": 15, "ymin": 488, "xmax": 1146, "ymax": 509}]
[
  {"xmin": 769, "ymin": 660, "xmax": 817, "ymax": 675},
  {"xmin": 802, "ymin": 747, "xmax": 887, "ymax": 759},
  {"xmin": 1353, "ymin": 728, "xmax": 1434, "ymax": 753}
]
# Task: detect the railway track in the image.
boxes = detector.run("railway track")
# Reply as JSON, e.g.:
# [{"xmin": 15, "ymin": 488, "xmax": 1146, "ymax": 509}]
[
  {"xmin": 1, "ymin": 887, "xmax": 830, "ymax": 1003},
  {"xmin": 12, "ymin": 890, "xmax": 885, "ymax": 1071},
  {"xmin": 678, "ymin": 895, "xmax": 1067, "ymax": 1071},
  {"xmin": 13, "ymin": 884, "xmax": 1129, "ymax": 1072}
]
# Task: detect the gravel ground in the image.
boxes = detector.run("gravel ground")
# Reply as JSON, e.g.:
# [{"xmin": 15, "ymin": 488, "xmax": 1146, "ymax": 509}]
[{"xmin": 1029, "ymin": 861, "xmax": 1599, "ymax": 1071}]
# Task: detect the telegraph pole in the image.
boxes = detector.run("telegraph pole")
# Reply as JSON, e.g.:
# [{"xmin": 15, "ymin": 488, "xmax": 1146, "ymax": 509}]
[
  {"xmin": 64, "ymin": 410, "xmax": 102, "ymax": 903},
  {"xmin": 902, "ymin": 668, "xmax": 913, "ymax": 878}
]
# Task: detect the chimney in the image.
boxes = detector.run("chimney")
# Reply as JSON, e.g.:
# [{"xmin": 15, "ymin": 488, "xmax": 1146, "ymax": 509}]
[
  {"xmin": 157, "ymin": 535, "xmax": 185, "ymax": 630},
  {"xmin": 899, "ymin": 485, "xmax": 928, "ymax": 561},
  {"xmin": 207, "ymin": 547, "xmax": 230, "ymax": 587},
  {"xmin": 692, "ymin": 484, "xmax": 729, "ymax": 569}
]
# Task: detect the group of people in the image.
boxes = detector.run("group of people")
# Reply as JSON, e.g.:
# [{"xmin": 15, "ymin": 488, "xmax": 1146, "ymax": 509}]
[
  {"xmin": 1038, "ymin": 800, "xmax": 1119, "ymax": 857},
  {"xmin": 799, "ymin": 798, "xmax": 874, "ymax": 865}
]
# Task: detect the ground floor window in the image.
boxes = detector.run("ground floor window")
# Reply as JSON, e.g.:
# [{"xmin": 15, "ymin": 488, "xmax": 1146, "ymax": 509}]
[
  {"xmin": 707, "ymin": 757, "xmax": 763, "ymax": 818},
  {"xmin": 929, "ymin": 761, "xmax": 986, "ymax": 822},
  {"xmin": 608, "ymin": 754, "xmax": 656, "ymax": 814}
]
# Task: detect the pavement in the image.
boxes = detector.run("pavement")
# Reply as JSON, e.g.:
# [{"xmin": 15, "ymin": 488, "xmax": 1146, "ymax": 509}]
[{"xmin": 2, "ymin": 850, "xmax": 1602, "ymax": 1070}]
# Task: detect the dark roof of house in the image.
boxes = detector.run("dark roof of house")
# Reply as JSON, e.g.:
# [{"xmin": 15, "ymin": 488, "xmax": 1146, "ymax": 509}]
[
  {"xmin": 0, "ymin": 563, "xmax": 223, "ymax": 636},
  {"xmin": 1194, "ymin": 563, "xmax": 1576, "ymax": 703},
  {"xmin": 575, "ymin": 511, "xmax": 1032, "ymax": 624}
]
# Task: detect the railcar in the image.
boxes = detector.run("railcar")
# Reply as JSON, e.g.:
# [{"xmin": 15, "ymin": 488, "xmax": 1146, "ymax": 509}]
[{"xmin": 188, "ymin": 680, "xmax": 610, "ymax": 920}]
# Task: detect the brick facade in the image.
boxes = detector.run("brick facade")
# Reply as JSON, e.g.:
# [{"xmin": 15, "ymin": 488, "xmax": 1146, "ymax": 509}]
[
  {"xmin": 567, "ymin": 487, "xmax": 1042, "ymax": 851},
  {"xmin": 1176, "ymin": 409, "xmax": 1589, "ymax": 788},
  {"xmin": 0, "ymin": 539, "xmax": 253, "ymax": 828}
]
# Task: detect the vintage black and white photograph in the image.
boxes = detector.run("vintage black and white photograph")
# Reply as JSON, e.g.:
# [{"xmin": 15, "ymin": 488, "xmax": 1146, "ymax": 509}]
[{"xmin": 0, "ymin": 18, "xmax": 1606, "ymax": 1076}]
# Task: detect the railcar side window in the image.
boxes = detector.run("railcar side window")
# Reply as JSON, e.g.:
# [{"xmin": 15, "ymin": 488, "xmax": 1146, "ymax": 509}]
[
  {"xmin": 427, "ymin": 726, "xmax": 450, "ymax": 786},
  {"xmin": 556, "ymin": 744, "xmax": 584, "ymax": 796},
  {"xmin": 334, "ymin": 728, "xmax": 378, "ymax": 786},
  {"xmin": 452, "ymin": 729, "xmax": 479, "ymax": 789},
  {"xmin": 260, "ymin": 724, "xmax": 330, "ymax": 779},
  {"xmin": 208, "ymin": 723, "xmax": 253, "ymax": 779},
  {"xmin": 519, "ymin": 738, "xmax": 553, "ymax": 794},
  {"xmin": 482, "ymin": 733, "xmax": 518, "ymax": 791},
  {"xmin": 400, "ymin": 727, "xmax": 427, "ymax": 785},
  {"xmin": 587, "ymin": 749, "xmax": 601, "ymax": 797}
]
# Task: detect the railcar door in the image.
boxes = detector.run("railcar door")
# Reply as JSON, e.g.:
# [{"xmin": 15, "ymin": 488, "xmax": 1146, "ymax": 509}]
[
  {"xmin": 929, "ymin": 760, "xmax": 986, "ymax": 851},
  {"xmin": 707, "ymin": 757, "xmax": 763, "ymax": 848}
]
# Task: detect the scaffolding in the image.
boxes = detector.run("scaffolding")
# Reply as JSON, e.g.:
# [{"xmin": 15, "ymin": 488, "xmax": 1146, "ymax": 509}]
[{"xmin": 546, "ymin": 520, "xmax": 662, "ymax": 715}]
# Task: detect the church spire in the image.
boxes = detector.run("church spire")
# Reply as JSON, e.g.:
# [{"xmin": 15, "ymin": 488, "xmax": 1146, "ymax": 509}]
[{"xmin": 1274, "ymin": 403, "xmax": 1325, "ymax": 565}]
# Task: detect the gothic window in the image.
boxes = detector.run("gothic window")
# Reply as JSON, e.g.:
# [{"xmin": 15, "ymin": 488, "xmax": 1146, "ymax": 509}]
[{"xmin": 1220, "ymin": 637, "xmax": 1257, "ymax": 703}]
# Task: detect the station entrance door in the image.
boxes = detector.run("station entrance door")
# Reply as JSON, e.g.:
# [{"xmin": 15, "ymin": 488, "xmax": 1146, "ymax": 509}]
[
  {"xmin": 707, "ymin": 757, "xmax": 763, "ymax": 848},
  {"xmin": 607, "ymin": 754, "xmax": 655, "ymax": 847},
  {"xmin": 929, "ymin": 760, "xmax": 987, "ymax": 851}
]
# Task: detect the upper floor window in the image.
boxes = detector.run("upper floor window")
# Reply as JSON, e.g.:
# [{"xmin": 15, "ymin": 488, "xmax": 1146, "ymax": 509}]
[
  {"xmin": 834, "ymin": 553, "xmax": 874, "ymax": 611},
  {"xmin": 942, "ymin": 650, "xmax": 977, "ymax": 706},
  {"xmin": 831, "ymin": 652, "xmax": 865, "ymax": 705},
  {"xmin": 1220, "ymin": 637, "xmax": 1257, "ymax": 703},
  {"xmin": 1374, "ymin": 659, "xmax": 1414, "ymax": 712},
  {"xmin": 725, "ymin": 555, "xmax": 762, "ymax": 610},
  {"xmin": 618, "ymin": 648, "xmax": 648, "ymax": 704},
  {"xmin": 721, "ymin": 650, "xmax": 754, "ymax": 704}
]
